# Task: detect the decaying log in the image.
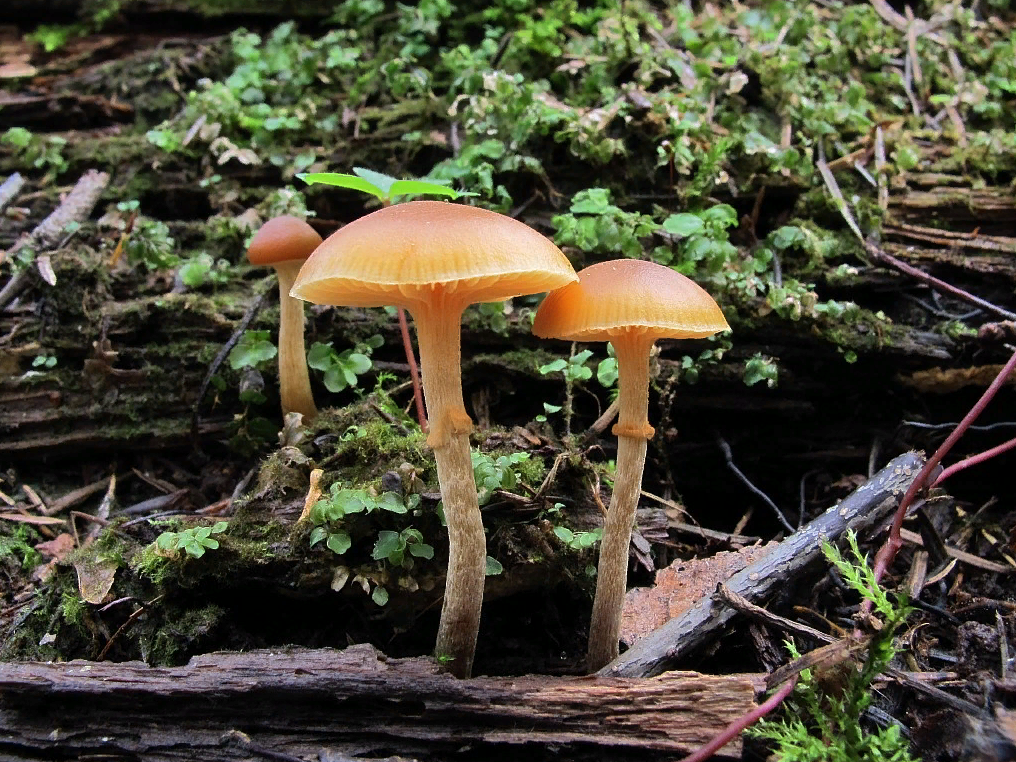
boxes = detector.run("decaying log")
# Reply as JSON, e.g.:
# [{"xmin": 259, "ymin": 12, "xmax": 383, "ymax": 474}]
[
  {"xmin": 600, "ymin": 451, "xmax": 927, "ymax": 679},
  {"xmin": 0, "ymin": 644, "xmax": 756, "ymax": 761}
]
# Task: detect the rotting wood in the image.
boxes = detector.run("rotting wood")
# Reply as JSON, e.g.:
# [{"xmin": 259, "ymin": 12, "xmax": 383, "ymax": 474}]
[
  {"xmin": 599, "ymin": 450, "xmax": 927, "ymax": 679},
  {"xmin": 0, "ymin": 643, "xmax": 756, "ymax": 761},
  {"xmin": 0, "ymin": 168, "xmax": 110, "ymax": 268}
]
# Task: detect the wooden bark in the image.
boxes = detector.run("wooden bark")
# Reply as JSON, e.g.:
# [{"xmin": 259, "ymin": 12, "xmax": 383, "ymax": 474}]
[
  {"xmin": 0, "ymin": 644, "xmax": 756, "ymax": 761},
  {"xmin": 600, "ymin": 451, "xmax": 927, "ymax": 678}
]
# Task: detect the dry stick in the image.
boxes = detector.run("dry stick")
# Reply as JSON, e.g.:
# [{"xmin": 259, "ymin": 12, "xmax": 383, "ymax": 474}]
[
  {"xmin": 716, "ymin": 435, "xmax": 795, "ymax": 533},
  {"xmin": 599, "ymin": 450, "xmax": 926, "ymax": 678},
  {"xmin": 190, "ymin": 286, "xmax": 270, "ymax": 446},
  {"xmin": 0, "ymin": 169, "xmax": 110, "ymax": 309},
  {"xmin": 0, "ymin": 172, "xmax": 24, "ymax": 214},
  {"xmin": 871, "ymin": 348, "xmax": 1016, "ymax": 586},
  {"xmin": 864, "ymin": 242, "xmax": 1016, "ymax": 322},
  {"xmin": 816, "ymin": 141, "xmax": 1016, "ymax": 323}
]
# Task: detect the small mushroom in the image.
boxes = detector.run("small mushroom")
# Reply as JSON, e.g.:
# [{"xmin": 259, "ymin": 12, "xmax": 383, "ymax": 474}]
[
  {"xmin": 247, "ymin": 216, "xmax": 323, "ymax": 423},
  {"xmin": 292, "ymin": 200, "xmax": 576, "ymax": 677},
  {"xmin": 533, "ymin": 259, "xmax": 730, "ymax": 671}
]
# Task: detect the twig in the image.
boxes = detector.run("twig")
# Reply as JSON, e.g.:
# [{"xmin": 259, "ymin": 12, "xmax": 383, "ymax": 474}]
[
  {"xmin": 96, "ymin": 595, "xmax": 164, "ymax": 661},
  {"xmin": 0, "ymin": 173, "xmax": 25, "ymax": 214},
  {"xmin": 872, "ymin": 349, "xmax": 1016, "ymax": 586},
  {"xmin": 864, "ymin": 242, "xmax": 1016, "ymax": 321},
  {"xmin": 716, "ymin": 435, "xmax": 795, "ymax": 533},
  {"xmin": 0, "ymin": 170, "xmax": 110, "ymax": 310},
  {"xmin": 899, "ymin": 528, "xmax": 1014, "ymax": 574},
  {"xmin": 715, "ymin": 583, "xmax": 835, "ymax": 644},
  {"xmin": 601, "ymin": 451, "xmax": 926, "ymax": 678},
  {"xmin": 191, "ymin": 286, "xmax": 270, "ymax": 447},
  {"xmin": 816, "ymin": 142, "xmax": 865, "ymax": 243}
]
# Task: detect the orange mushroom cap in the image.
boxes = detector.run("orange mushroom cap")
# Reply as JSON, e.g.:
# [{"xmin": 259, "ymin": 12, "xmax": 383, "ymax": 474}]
[
  {"xmin": 532, "ymin": 259, "xmax": 729, "ymax": 341},
  {"xmin": 291, "ymin": 201, "xmax": 576, "ymax": 307},
  {"xmin": 247, "ymin": 215, "xmax": 323, "ymax": 266}
]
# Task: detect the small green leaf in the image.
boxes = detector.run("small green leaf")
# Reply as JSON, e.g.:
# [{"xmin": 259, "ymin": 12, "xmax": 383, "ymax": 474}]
[
  {"xmin": 156, "ymin": 532, "xmax": 177, "ymax": 551},
  {"xmin": 323, "ymin": 365, "xmax": 349, "ymax": 392},
  {"xmin": 326, "ymin": 531, "xmax": 352, "ymax": 555},
  {"xmin": 352, "ymin": 166, "xmax": 398, "ymax": 195},
  {"xmin": 345, "ymin": 352, "xmax": 372, "ymax": 375},
  {"xmin": 553, "ymin": 526, "xmax": 575, "ymax": 543},
  {"xmin": 309, "ymin": 526, "xmax": 328, "ymax": 547},
  {"xmin": 296, "ymin": 173, "xmax": 385, "ymax": 200},
  {"xmin": 597, "ymin": 357, "xmax": 618, "ymax": 387},
  {"xmin": 372, "ymin": 530, "xmax": 402, "ymax": 560},
  {"xmin": 372, "ymin": 586, "xmax": 389, "ymax": 606},
  {"xmin": 378, "ymin": 492, "xmax": 408, "ymax": 513},
  {"xmin": 485, "ymin": 556, "xmax": 504, "ymax": 576},
  {"xmin": 539, "ymin": 359, "xmax": 567, "ymax": 374},
  {"xmin": 307, "ymin": 342, "xmax": 335, "ymax": 370},
  {"xmin": 409, "ymin": 543, "xmax": 434, "ymax": 559},
  {"xmin": 662, "ymin": 213, "xmax": 705, "ymax": 237},
  {"xmin": 771, "ymin": 226, "xmax": 804, "ymax": 250},
  {"xmin": 569, "ymin": 188, "xmax": 614, "ymax": 215},
  {"xmin": 229, "ymin": 331, "xmax": 277, "ymax": 370},
  {"xmin": 388, "ymin": 179, "xmax": 465, "ymax": 199}
]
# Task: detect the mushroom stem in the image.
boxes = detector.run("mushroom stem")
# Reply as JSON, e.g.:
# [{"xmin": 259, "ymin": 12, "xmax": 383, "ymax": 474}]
[
  {"xmin": 274, "ymin": 261, "xmax": 318, "ymax": 422},
  {"xmin": 586, "ymin": 331, "xmax": 656, "ymax": 671},
  {"xmin": 410, "ymin": 293, "xmax": 484, "ymax": 678}
]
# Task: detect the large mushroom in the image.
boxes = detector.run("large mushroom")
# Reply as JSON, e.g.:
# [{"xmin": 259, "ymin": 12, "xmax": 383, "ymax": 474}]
[
  {"xmin": 247, "ymin": 215, "xmax": 323, "ymax": 422},
  {"xmin": 291, "ymin": 200, "xmax": 576, "ymax": 677},
  {"xmin": 532, "ymin": 259, "xmax": 730, "ymax": 671}
]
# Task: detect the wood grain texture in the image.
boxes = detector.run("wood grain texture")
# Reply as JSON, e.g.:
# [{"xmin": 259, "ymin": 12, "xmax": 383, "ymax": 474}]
[{"xmin": 0, "ymin": 644, "xmax": 756, "ymax": 761}]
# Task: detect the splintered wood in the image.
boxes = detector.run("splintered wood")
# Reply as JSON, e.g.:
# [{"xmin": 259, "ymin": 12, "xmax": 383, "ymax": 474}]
[{"xmin": 0, "ymin": 644, "xmax": 756, "ymax": 760}]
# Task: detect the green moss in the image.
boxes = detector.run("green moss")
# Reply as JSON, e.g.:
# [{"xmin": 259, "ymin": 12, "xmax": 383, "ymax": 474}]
[
  {"xmin": 138, "ymin": 604, "xmax": 226, "ymax": 666},
  {"xmin": 60, "ymin": 589, "xmax": 87, "ymax": 626}
]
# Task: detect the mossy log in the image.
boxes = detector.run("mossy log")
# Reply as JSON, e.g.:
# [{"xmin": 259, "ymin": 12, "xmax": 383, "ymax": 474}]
[{"xmin": 0, "ymin": 644, "xmax": 757, "ymax": 761}]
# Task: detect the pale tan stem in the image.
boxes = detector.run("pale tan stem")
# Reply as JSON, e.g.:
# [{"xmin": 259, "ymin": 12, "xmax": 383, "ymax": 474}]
[
  {"xmin": 274, "ymin": 262, "xmax": 317, "ymax": 422},
  {"xmin": 411, "ymin": 295, "xmax": 484, "ymax": 678},
  {"xmin": 586, "ymin": 332, "xmax": 655, "ymax": 672}
]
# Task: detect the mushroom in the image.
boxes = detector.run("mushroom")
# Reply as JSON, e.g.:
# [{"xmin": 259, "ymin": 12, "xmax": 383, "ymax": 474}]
[
  {"xmin": 532, "ymin": 259, "xmax": 729, "ymax": 671},
  {"xmin": 291, "ymin": 200, "xmax": 576, "ymax": 677},
  {"xmin": 247, "ymin": 215, "xmax": 323, "ymax": 422}
]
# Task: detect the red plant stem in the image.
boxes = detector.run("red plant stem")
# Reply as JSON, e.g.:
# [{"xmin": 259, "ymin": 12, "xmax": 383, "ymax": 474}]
[
  {"xmin": 871, "ymin": 347, "xmax": 1016, "ymax": 584},
  {"xmin": 865, "ymin": 242, "xmax": 1016, "ymax": 321},
  {"xmin": 679, "ymin": 675, "xmax": 799, "ymax": 762},
  {"xmin": 379, "ymin": 197, "xmax": 428, "ymax": 433},
  {"xmin": 933, "ymin": 435, "xmax": 1016, "ymax": 487},
  {"xmin": 398, "ymin": 306, "xmax": 428, "ymax": 432}
]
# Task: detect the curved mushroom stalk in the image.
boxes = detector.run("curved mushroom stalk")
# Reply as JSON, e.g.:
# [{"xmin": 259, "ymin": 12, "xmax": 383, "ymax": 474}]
[
  {"xmin": 274, "ymin": 260, "xmax": 317, "ymax": 422},
  {"xmin": 247, "ymin": 215, "xmax": 322, "ymax": 423},
  {"xmin": 586, "ymin": 331, "xmax": 655, "ymax": 671},
  {"xmin": 411, "ymin": 294, "xmax": 485, "ymax": 679},
  {"xmin": 531, "ymin": 259, "xmax": 730, "ymax": 673}
]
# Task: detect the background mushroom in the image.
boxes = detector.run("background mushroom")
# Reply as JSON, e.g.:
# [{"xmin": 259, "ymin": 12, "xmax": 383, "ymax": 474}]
[
  {"xmin": 292, "ymin": 200, "xmax": 576, "ymax": 677},
  {"xmin": 532, "ymin": 258, "xmax": 730, "ymax": 671},
  {"xmin": 247, "ymin": 215, "xmax": 322, "ymax": 422}
]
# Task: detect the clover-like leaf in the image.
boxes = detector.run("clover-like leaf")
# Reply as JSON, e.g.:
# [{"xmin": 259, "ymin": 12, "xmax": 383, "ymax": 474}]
[{"xmin": 326, "ymin": 531, "xmax": 352, "ymax": 555}]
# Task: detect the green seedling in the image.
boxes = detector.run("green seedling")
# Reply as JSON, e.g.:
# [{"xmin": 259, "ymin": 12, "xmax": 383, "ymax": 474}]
[
  {"xmin": 307, "ymin": 334, "xmax": 382, "ymax": 393},
  {"xmin": 297, "ymin": 166, "xmax": 475, "ymax": 204},
  {"xmin": 155, "ymin": 522, "xmax": 228, "ymax": 559}
]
